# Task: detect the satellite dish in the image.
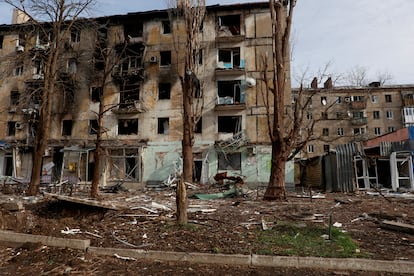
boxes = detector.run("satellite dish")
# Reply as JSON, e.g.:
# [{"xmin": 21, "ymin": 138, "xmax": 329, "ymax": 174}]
[{"xmin": 246, "ymin": 77, "xmax": 256, "ymax": 87}]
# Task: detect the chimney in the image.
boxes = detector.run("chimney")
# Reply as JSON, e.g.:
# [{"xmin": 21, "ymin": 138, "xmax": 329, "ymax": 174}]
[
  {"xmin": 12, "ymin": 9, "xmax": 30, "ymax": 24},
  {"xmin": 310, "ymin": 77, "xmax": 318, "ymax": 89},
  {"xmin": 369, "ymin": 81, "xmax": 381, "ymax": 87},
  {"xmin": 324, "ymin": 77, "xmax": 333, "ymax": 89}
]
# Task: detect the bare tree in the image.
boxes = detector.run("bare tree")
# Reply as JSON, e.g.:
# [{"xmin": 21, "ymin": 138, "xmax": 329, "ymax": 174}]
[
  {"xmin": 169, "ymin": 0, "xmax": 205, "ymax": 224},
  {"xmin": 261, "ymin": 0, "xmax": 296, "ymax": 200},
  {"xmin": 1, "ymin": 0, "xmax": 95, "ymax": 195}
]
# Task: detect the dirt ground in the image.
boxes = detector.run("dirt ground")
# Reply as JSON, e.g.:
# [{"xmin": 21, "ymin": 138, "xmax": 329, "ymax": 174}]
[{"xmin": 0, "ymin": 184, "xmax": 414, "ymax": 275}]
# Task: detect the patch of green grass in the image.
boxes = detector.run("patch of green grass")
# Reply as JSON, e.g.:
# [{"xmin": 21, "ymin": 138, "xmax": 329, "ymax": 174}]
[
  {"xmin": 162, "ymin": 223, "xmax": 199, "ymax": 232},
  {"xmin": 256, "ymin": 222, "xmax": 365, "ymax": 258}
]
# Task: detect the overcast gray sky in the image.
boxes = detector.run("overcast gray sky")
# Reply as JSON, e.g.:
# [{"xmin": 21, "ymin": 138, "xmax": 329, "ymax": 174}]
[{"xmin": 0, "ymin": 0, "xmax": 413, "ymax": 86}]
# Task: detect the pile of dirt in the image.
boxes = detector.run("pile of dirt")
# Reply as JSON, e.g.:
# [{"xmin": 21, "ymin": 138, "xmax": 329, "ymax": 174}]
[{"xmin": 1, "ymin": 187, "xmax": 414, "ymax": 274}]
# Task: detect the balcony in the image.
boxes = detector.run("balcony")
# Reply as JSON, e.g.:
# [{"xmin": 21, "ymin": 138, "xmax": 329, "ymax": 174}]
[
  {"xmin": 351, "ymin": 117, "xmax": 367, "ymax": 126},
  {"xmin": 215, "ymin": 96, "xmax": 246, "ymax": 111},
  {"xmin": 112, "ymin": 100, "xmax": 146, "ymax": 114},
  {"xmin": 350, "ymin": 101, "xmax": 366, "ymax": 110}
]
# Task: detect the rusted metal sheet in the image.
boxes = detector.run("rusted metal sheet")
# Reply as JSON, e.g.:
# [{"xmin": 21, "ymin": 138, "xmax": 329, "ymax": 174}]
[{"xmin": 335, "ymin": 143, "xmax": 358, "ymax": 192}]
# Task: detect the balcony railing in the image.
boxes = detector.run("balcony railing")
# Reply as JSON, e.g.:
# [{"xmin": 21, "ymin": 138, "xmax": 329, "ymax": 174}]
[
  {"xmin": 350, "ymin": 101, "xmax": 367, "ymax": 110},
  {"xmin": 351, "ymin": 117, "xmax": 367, "ymax": 126}
]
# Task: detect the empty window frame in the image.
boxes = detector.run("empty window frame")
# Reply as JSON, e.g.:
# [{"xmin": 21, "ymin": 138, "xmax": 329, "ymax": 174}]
[
  {"xmin": 70, "ymin": 29, "xmax": 80, "ymax": 43},
  {"xmin": 124, "ymin": 20, "xmax": 143, "ymax": 38},
  {"xmin": 322, "ymin": 128, "xmax": 329, "ymax": 136},
  {"xmin": 67, "ymin": 58, "xmax": 77, "ymax": 74},
  {"xmin": 385, "ymin": 94, "xmax": 392, "ymax": 102},
  {"xmin": 7, "ymin": 121, "xmax": 16, "ymax": 136},
  {"xmin": 217, "ymin": 80, "xmax": 244, "ymax": 104},
  {"xmin": 218, "ymin": 116, "xmax": 242, "ymax": 134},
  {"xmin": 162, "ymin": 20, "xmax": 171, "ymax": 34},
  {"xmin": 160, "ymin": 51, "xmax": 171, "ymax": 66},
  {"xmin": 158, "ymin": 83, "xmax": 171, "ymax": 100},
  {"xmin": 15, "ymin": 64, "xmax": 23, "ymax": 76},
  {"xmin": 90, "ymin": 87, "xmax": 103, "ymax": 102},
  {"xmin": 194, "ymin": 117, "xmax": 202, "ymax": 134},
  {"xmin": 118, "ymin": 119, "xmax": 138, "ymax": 135},
  {"xmin": 33, "ymin": 59, "xmax": 43, "ymax": 75},
  {"xmin": 352, "ymin": 95, "xmax": 364, "ymax": 102},
  {"xmin": 323, "ymin": 144, "xmax": 330, "ymax": 152},
  {"xmin": 388, "ymin": 126, "xmax": 396, "ymax": 133},
  {"xmin": 336, "ymin": 96, "xmax": 342, "ymax": 103},
  {"xmin": 10, "ymin": 90, "xmax": 19, "ymax": 106},
  {"xmin": 218, "ymin": 48, "xmax": 241, "ymax": 69},
  {"xmin": 321, "ymin": 112, "xmax": 328, "ymax": 120},
  {"xmin": 120, "ymin": 84, "xmax": 140, "ymax": 108},
  {"xmin": 158, "ymin": 117, "xmax": 170, "ymax": 134},
  {"xmin": 373, "ymin": 110, "xmax": 380, "ymax": 119},
  {"xmin": 218, "ymin": 152, "xmax": 241, "ymax": 170},
  {"xmin": 3, "ymin": 153, "xmax": 13, "ymax": 176},
  {"xmin": 337, "ymin": 127, "xmax": 344, "ymax": 136},
  {"xmin": 89, "ymin": 119, "xmax": 98, "ymax": 134},
  {"xmin": 218, "ymin": 14, "xmax": 241, "ymax": 35},
  {"xmin": 62, "ymin": 120, "xmax": 73, "ymax": 136},
  {"xmin": 353, "ymin": 127, "xmax": 366, "ymax": 135},
  {"xmin": 109, "ymin": 148, "xmax": 140, "ymax": 181}
]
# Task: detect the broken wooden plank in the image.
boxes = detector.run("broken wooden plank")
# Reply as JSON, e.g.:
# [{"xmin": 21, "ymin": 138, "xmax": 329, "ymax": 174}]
[
  {"xmin": 43, "ymin": 192, "xmax": 122, "ymax": 210},
  {"xmin": 380, "ymin": 220, "xmax": 414, "ymax": 235}
]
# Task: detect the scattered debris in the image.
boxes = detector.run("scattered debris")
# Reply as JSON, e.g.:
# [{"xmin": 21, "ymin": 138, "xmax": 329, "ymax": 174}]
[
  {"xmin": 261, "ymin": 217, "xmax": 269, "ymax": 231},
  {"xmin": 333, "ymin": 222, "xmax": 342, "ymax": 228},
  {"xmin": 112, "ymin": 231, "xmax": 152, "ymax": 248},
  {"xmin": 84, "ymin": 231, "xmax": 103, "ymax": 239},
  {"xmin": 151, "ymin": 201, "xmax": 172, "ymax": 211},
  {"xmin": 61, "ymin": 227, "xmax": 82, "ymax": 235},
  {"xmin": 114, "ymin": 253, "xmax": 137, "ymax": 261},
  {"xmin": 43, "ymin": 193, "xmax": 122, "ymax": 210},
  {"xmin": 380, "ymin": 220, "xmax": 414, "ymax": 235}
]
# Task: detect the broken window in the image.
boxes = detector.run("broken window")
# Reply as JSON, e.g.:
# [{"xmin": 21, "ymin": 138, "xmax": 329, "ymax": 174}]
[
  {"xmin": 217, "ymin": 48, "xmax": 241, "ymax": 69},
  {"xmin": 321, "ymin": 112, "xmax": 328, "ymax": 120},
  {"xmin": 158, "ymin": 118, "xmax": 169, "ymax": 134},
  {"xmin": 26, "ymin": 82, "xmax": 42, "ymax": 106},
  {"xmin": 218, "ymin": 152, "xmax": 241, "ymax": 170},
  {"xmin": 15, "ymin": 64, "xmax": 23, "ymax": 76},
  {"xmin": 373, "ymin": 110, "xmax": 380, "ymax": 119},
  {"xmin": 323, "ymin": 144, "xmax": 330, "ymax": 152},
  {"xmin": 385, "ymin": 94, "xmax": 392, "ymax": 103},
  {"xmin": 158, "ymin": 83, "xmax": 171, "ymax": 100},
  {"xmin": 89, "ymin": 119, "xmax": 98, "ymax": 135},
  {"xmin": 120, "ymin": 84, "xmax": 140, "ymax": 108},
  {"xmin": 116, "ymin": 43, "xmax": 144, "ymax": 76},
  {"xmin": 109, "ymin": 148, "xmax": 140, "ymax": 181},
  {"xmin": 67, "ymin": 58, "xmax": 77, "ymax": 74},
  {"xmin": 118, "ymin": 119, "xmax": 138, "ymax": 135},
  {"xmin": 218, "ymin": 116, "xmax": 242, "ymax": 134},
  {"xmin": 217, "ymin": 80, "xmax": 245, "ymax": 104},
  {"xmin": 7, "ymin": 121, "xmax": 16, "ymax": 136},
  {"xmin": 62, "ymin": 120, "xmax": 73, "ymax": 136},
  {"xmin": 91, "ymin": 86, "xmax": 103, "ymax": 103},
  {"xmin": 162, "ymin": 20, "xmax": 171, "ymax": 34},
  {"xmin": 194, "ymin": 117, "xmax": 202, "ymax": 134},
  {"xmin": 36, "ymin": 31, "xmax": 51, "ymax": 46},
  {"xmin": 10, "ymin": 90, "xmax": 19, "ymax": 106},
  {"xmin": 3, "ymin": 153, "xmax": 13, "ymax": 176},
  {"xmin": 218, "ymin": 14, "xmax": 241, "ymax": 35},
  {"xmin": 160, "ymin": 51, "xmax": 171, "ymax": 66},
  {"xmin": 352, "ymin": 95, "xmax": 364, "ymax": 102},
  {"xmin": 70, "ymin": 29, "xmax": 80, "ymax": 43},
  {"xmin": 33, "ymin": 59, "xmax": 43, "ymax": 76},
  {"xmin": 322, "ymin": 128, "xmax": 329, "ymax": 136},
  {"xmin": 337, "ymin": 128, "xmax": 344, "ymax": 136},
  {"xmin": 124, "ymin": 20, "xmax": 143, "ymax": 38}
]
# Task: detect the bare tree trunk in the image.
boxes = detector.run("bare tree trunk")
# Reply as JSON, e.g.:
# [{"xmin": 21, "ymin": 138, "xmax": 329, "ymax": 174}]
[
  {"xmin": 264, "ymin": 141, "xmax": 286, "ymax": 200},
  {"xmin": 176, "ymin": 179, "xmax": 188, "ymax": 224},
  {"xmin": 90, "ymin": 112, "xmax": 103, "ymax": 198}
]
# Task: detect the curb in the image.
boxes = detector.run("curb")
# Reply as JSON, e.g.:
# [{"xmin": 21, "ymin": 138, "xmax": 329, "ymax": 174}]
[
  {"xmin": 0, "ymin": 230, "xmax": 90, "ymax": 250},
  {"xmin": 0, "ymin": 230, "xmax": 413, "ymax": 273}
]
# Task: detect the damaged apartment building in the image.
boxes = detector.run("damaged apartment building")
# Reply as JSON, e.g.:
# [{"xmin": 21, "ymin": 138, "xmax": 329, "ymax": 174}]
[{"xmin": 0, "ymin": 2, "xmax": 288, "ymax": 189}]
